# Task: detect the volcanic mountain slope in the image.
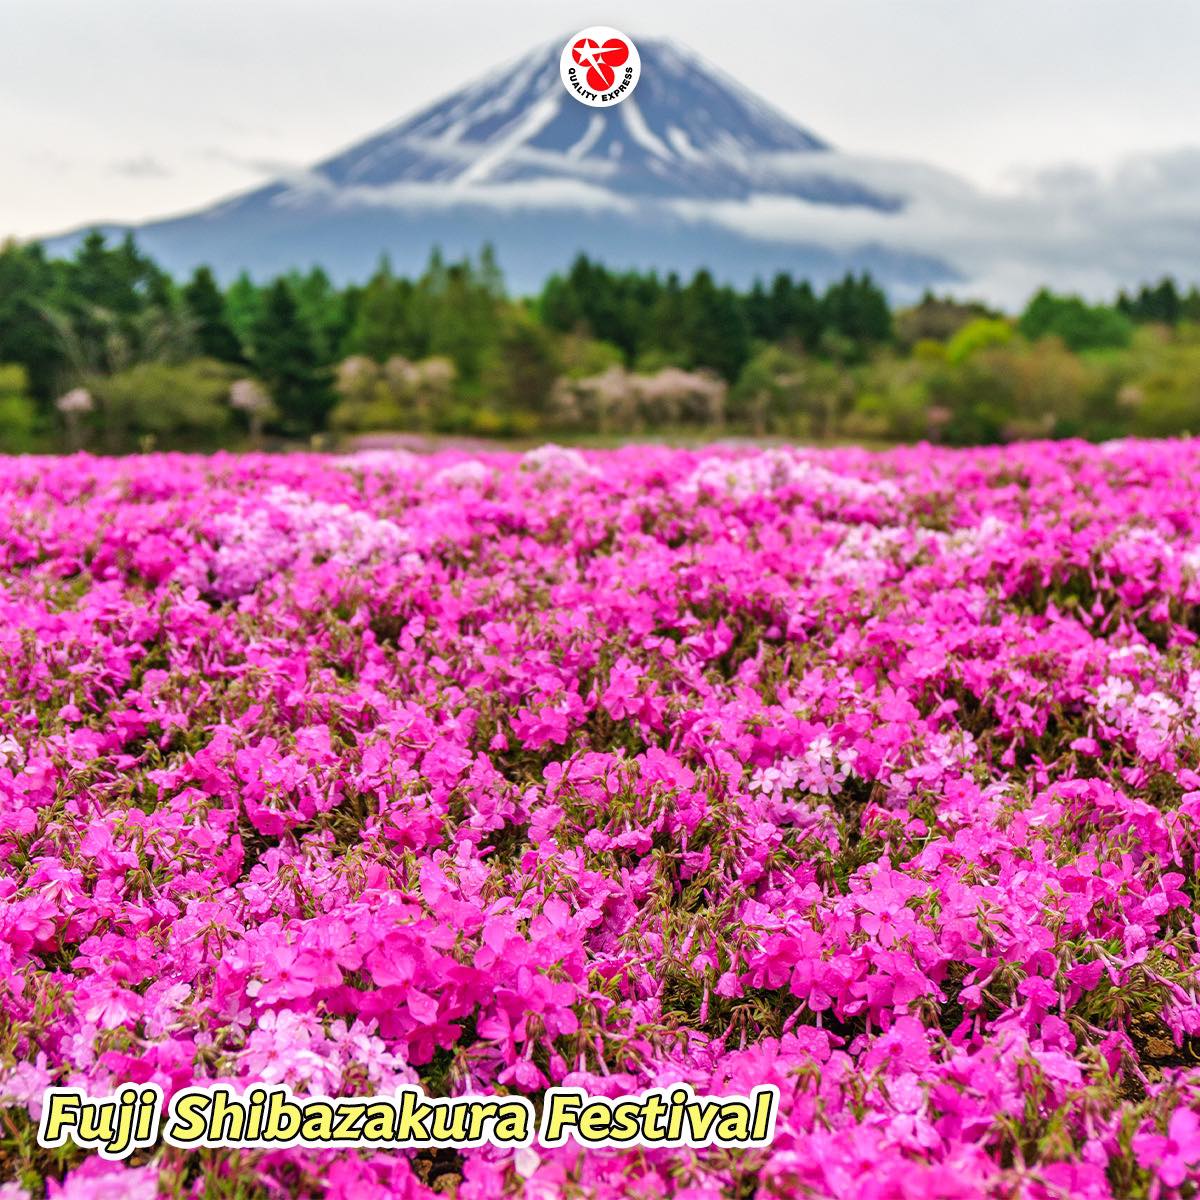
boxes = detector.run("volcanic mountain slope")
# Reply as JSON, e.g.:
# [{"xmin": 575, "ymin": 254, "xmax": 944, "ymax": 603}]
[{"xmin": 44, "ymin": 38, "xmax": 959, "ymax": 292}]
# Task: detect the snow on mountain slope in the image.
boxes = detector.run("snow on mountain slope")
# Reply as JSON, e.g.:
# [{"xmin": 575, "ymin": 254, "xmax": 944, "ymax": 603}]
[{"xmin": 262, "ymin": 38, "xmax": 902, "ymax": 211}]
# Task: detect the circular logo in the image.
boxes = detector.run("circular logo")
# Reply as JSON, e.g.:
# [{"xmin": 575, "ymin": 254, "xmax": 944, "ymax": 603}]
[{"xmin": 559, "ymin": 27, "xmax": 641, "ymax": 107}]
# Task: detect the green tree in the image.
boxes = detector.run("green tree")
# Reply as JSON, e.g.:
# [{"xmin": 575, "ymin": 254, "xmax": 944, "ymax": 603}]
[
  {"xmin": 478, "ymin": 243, "xmax": 505, "ymax": 299},
  {"xmin": 730, "ymin": 346, "xmax": 851, "ymax": 437},
  {"xmin": 93, "ymin": 359, "xmax": 236, "ymax": 452},
  {"xmin": 895, "ymin": 293, "xmax": 995, "ymax": 346},
  {"xmin": 928, "ymin": 355, "xmax": 1014, "ymax": 446},
  {"xmin": 480, "ymin": 312, "xmax": 561, "ymax": 426},
  {"xmin": 1117, "ymin": 337, "xmax": 1200, "ymax": 437},
  {"xmin": 44, "ymin": 232, "xmax": 188, "ymax": 379},
  {"xmin": 418, "ymin": 252, "xmax": 504, "ymax": 381},
  {"xmin": 767, "ymin": 274, "xmax": 823, "ymax": 349},
  {"xmin": 846, "ymin": 358, "xmax": 932, "ymax": 442},
  {"xmin": 1122, "ymin": 278, "xmax": 1183, "ymax": 325},
  {"xmin": 0, "ymin": 241, "xmax": 63, "ymax": 400},
  {"xmin": 286, "ymin": 266, "xmax": 352, "ymax": 362},
  {"xmin": 681, "ymin": 270, "xmax": 750, "ymax": 382},
  {"xmin": 1182, "ymin": 287, "xmax": 1200, "ymax": 324},
  {"xmin": 538, "ymin": 255, "xmax": 654, "ymax": 362},
  {"xmin": 182, "ymin": 267, "xmax": 243, "ymax": 362},
  {"xmin": 0, "ymin": 364, "xmax": 40, "ymax": 452},
  {"xmin": 730, "ymin": 345, "xmax": 806, "ymax": 434},
  {"xmin": 945, "ymin": 317, "xmax": 1014, "ymax": 364},
  {"xmin": 643, "ymin": 272, "xmax": 687, "ymax": 366},
  {"xmin": 345, "ymin": 258, "xmax": 416, "ymax": 360},
  {"xmin": 250, "ymin": 281, "xmax": 332, "ymax": 437},
  {"xmin": 822, "ymin": 273, "xmax": 892, "ymax": 354},
  {"xmin": 1019, "ymin": 289, "xmax": 1132, "ymax": 351},
  {"xmin": 224, "ymin": 273, "xmax": 265, "ymax": 347},
  {"xmin": 559, "ymin": 333, "xmax": 625, "ymax": 379},
  {"xmin": 744, "ymin": 280, "xmax": 774, "ymax": 340},
  {"xmin": 60, "ymin": 231, "xmax": 163, "ymax": 318}
]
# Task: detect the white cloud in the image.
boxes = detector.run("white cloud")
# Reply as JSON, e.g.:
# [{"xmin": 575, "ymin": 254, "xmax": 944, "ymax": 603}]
[
  {"xmin": 249, "ymin": 142, "xmax": 1200, "ymax": 306},
  {"xmin": 271, "ymin": 173, "xmax": 635, "ymax": 216},
  {"xmin": 666, "ymin": 148, "xmax": 1200, "ymax": 308}
]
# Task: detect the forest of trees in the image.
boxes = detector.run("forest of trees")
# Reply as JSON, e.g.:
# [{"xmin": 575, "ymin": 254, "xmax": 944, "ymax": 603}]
[{"xmin": 1, "ymin": 230, "xmax": 1200, "ymax": 452}]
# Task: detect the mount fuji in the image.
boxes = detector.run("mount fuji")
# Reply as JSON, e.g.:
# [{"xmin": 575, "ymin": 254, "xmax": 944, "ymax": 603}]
[{"xmin": 44, "ymin": 39, "xmax": 960, "ymax": 293}]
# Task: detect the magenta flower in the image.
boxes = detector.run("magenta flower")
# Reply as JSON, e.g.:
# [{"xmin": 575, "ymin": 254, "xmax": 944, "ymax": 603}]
[
  {"xmin": 3, "ymin": 442, "xmax": 1200, "ymax": 1196},
  {"xmin": 858, "ymin": 887, "xmax": 917, "ymax": 947},
  {"xmin": 1134, "ymin": 1107, "xmax": 1200, "ymax": 1188}
]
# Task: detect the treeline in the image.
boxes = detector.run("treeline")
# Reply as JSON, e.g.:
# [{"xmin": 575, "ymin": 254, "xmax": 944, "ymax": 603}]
[{"xmin": 1, "ymin": 230, "xmax": 1200, "ymax": 451}]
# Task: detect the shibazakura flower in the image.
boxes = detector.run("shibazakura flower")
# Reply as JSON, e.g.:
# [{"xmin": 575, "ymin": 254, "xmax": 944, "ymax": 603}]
[
  {"xmin": 1134, "ymin": 1108, "xmax": 1200, "ymax": 1188},
  {"xmin": 3, "ymin": 440, "xmax": 1200, "ymax": 1197}
]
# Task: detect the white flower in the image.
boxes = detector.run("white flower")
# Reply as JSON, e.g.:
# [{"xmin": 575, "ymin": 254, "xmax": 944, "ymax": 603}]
[
  {"xmin": 514, "ymin": 1146, "xmax": 541, "ymax": 1178},
  {"xmin": 0, "ymin": 735, "xmax": 23, "ymax": 768},
  {"xmin": 229, "ymin": 379, "xmax": 270, "ymax": 412},
  {"xmin": 434, "ymin": 460, "xmax": 492, "ymax": 487},
  {"xmin": 56, "ymin": 387, "xmax": 93, "ymax": 414}
]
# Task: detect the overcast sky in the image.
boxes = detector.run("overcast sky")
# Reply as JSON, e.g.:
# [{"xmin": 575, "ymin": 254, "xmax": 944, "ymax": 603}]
[{"xmin": 2, "ymin": 0, "xmax": 1199, "ymax": 244}]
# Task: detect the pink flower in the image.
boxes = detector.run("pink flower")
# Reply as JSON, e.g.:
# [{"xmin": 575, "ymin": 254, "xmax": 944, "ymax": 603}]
[
  {"xmin": 255, "ymin": 944, "xmax": 325, "ymax": 1003},
  {"xmin": 858, "ymin": 888, "xmax": 916, "ymax": 946},
  {"xmin": 9, "ymin": 442, "xmax": 1200, "ymax": 1197},
  {"xmin": 864, "ymin": 1016, "xmax": 933, "ymax": 1073},
  {"xmin": 1134, "ymin": 1107, "xmax": 1200, "ymax": 1188},
  {"xmin": 48, "ymin": 1161, "xmax": 158, "ymax": 1200}
]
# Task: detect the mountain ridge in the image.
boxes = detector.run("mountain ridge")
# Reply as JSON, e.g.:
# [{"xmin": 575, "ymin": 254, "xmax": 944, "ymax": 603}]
[{"xmin": 42, "ymin": 36, "xmax": 958, "ymax": 293}]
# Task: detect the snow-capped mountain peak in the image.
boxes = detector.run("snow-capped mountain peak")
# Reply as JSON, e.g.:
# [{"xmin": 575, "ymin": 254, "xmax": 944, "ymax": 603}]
[{"xmin": 305, "ymin": 38, "xmax": 897, "ymax": 208}]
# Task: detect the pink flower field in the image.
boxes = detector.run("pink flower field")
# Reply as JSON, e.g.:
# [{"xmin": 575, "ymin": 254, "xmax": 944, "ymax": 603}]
[{"xmin": 4, "ymin": 440, "xmax": 1200, "ymax": 1199}]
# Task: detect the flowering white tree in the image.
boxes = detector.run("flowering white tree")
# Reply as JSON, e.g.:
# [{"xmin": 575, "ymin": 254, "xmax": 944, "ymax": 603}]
[
  {"xmin": 635, "ymin": 368, "xmax": 726, "ymax": 428},
  {"xmin": 551, "ymin": 366, "xmax": 726, "ymax": 433},
  {"xmin": 56, "ymin": 387, "xmax": 93, "ymax": 451},
  {"xmin": 229, "ymin": 379, "xmax": 271, "ymax": 444},
  {"xmin": 550, "ymin": 366, "xmax": 637, "ymax": 433},
  {"xmin": 331, "ymin": 356, "xmax": 458, "ymax": 434}
]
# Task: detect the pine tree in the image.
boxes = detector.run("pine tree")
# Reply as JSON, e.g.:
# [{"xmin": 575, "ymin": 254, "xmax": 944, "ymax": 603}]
[
  {"xmin": 346, "ymin": 258, "xmax": 417, "ymax": 361},
  {"xmin": 225, "ymin": 273, "xmax": 265, "ymax": 348},
  {"xmin": 770, "ymin": 274, "xmax": 823, "ymax": 350},
  {"xmin": 822, "ymin": 273, "xmax": 891, "ymax": 354},
  {"xmin": 64, "ymin": 232, "xmax": 135, "ymax": 315},
  {"xmin": 1151, "ymin": 278, "xmax": 1182, "ymax": 325},
  {"xmin": 483, "ymin": 312, "xmax": 561, "ymax": 416},
  {"xmin": 645, "ymin": 272, "xmax": 686, "ymax": 366},
  {"xmin": 744, "ymin": 279, "xmax": 774, "ymax": 340},
  {"xmin": 855, "ymin": 274, "xmax": 893, "ymax": 345},
  {"xmin": 287, "ymin": 266, "xmax": 351, "ymax": 362},
  {"xmin": 681, "ymin": 270, "xmax": 751, "ymax": 382},
  {"xmin": 182, "ymin": 267, "xmax": 243, "ymax": 363},
  {"xmin": 425, "ymin": 258, "xmax": 501, "ymax": 380},
  {"xmin": 478, "ymin": 243, "xmax": 506, "ymax": 299},
  {"xmin": 540, "ymin": 268, "xmax": 584, "ymax": 334},
  {"xmin": 0, "ymin": 241, "xmax": 64, "ymax": 400},
  {"xmin": 250, "ymin": 280, "xmax": 331, "ymax": 437}
]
